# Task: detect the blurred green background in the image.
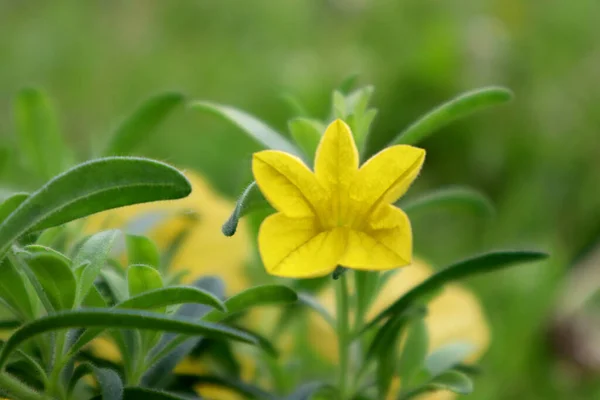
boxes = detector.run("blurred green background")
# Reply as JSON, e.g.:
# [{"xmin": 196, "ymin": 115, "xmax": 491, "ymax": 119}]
[{"xmin": 1, "ymin": 1, "xmax": 599, "ymax": 398}]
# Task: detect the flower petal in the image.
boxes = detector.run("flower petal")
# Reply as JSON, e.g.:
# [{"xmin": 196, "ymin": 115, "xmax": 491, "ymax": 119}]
[
  {"xmin": 352, "ymin": 145, "xmax": 425, "ymax": 210},
  {"xmin": 258, "ymin": 213, "xmax": 347, "ymax": 278},
  {"xmin": 339, "ymin": 205, "xmax": 412, "ymax": 270},
  {"xmin": 253, "ymin": 150, "xmax": 327, "ymax": 218}
]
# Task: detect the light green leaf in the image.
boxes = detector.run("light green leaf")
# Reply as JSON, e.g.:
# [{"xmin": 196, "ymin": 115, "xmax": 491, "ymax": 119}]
[
  {"xmin": 23, "ymin": 244, "xmax": 71, "ymax": 265},
  {"xmin": 0, "ymin": 193, "xmax": 28, "ymax": 224},
  {"xmin": 74, "ymin": 230, "xmax": 119, "ymax": 306},
  {"xmin": 126, "ymin": 234, "xmax": 160, "ymax": 269},
  {"xmin": 425, "ymin": 342, "xmax": 476, "ymax": 377},
  {"xmin": 338, "ymin": 73, "xmax": 360, "ymax": 95},
  {"xmin": 0, "ymin": 257, "xmax": 35, "ymax": 319},
  {"xmin": 426, "ymin": 370, "xmax": 473, "ymax": 395},
  {"xmin": 203, "ymin": 284, "xmax": 298, "ymax": 322},
  {"xmin": 222, "ymin": 181, "xmax": 271, "ymax": 237},
  {"xmin": 0, "ymin": 308, "xmax": 258, "ymax": 368},
  {"xmin": 191, "ymin": 101, "xmax": 299, "ymax": 154},
  {"xmin": 332, "ymin": 90, "xmax": 347, "ymax": 119},
  {"xmin": 402, "ymin": 186, "xmax": 494, "ymax": 218},
  {"xmin": 26, "ymin": 252, "xmax": 76, "ymax": 310},
  {"xmin": 363, "ymin": 251, "xmax": 548, "ymax": 331},
  {"xmin": 389, "ymin": 86, "xmax": 513, "ymax": 147},
  {"xmin": 0, "ymin": 157, "xmax": 192, "ymax": 258},
  {"xmin": 288, "ymin": 118, "xmax": 324, "ymax": 164},
  {"xmin": 398, "ymin": 317, "xmax": 429, "ymax": 387},
  {"xmin": 127, "ymin": 264, "xmax": 164, "ymax": 298},
  {"xmin": 103, "ymin": 92, "xmax": 184, "ymax": 156},
  {"xmin": 13, "ymin": 87, "xmax": 69, "ymax": 179}
]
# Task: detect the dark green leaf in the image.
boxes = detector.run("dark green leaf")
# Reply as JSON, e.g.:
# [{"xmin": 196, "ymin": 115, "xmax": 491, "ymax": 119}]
[
  {"xmin": 13, "ymin": 87, "xmax": 69, "ymax": 179},
  {"xmin": 425, "ymin": 342, "xmax": 476, "ymax": 377},
  {"xmin": 103, "ymin": 92, "xmax": 184, "ymax": 156},
  {"xmin": 0, "ymin": 157, "xmax": 192, "ymax": 258},
  {"xmin": 74, "ymin": 230, "xmax": 119, "ymax": 306},
  {"xmin": 26, "ymin": 252, "xmax": 76, "ymax": 310},
  {"xmin": 190, "ymin": 101, "xmax": 300, "ymax": 154},
  {"xmin": 388, "ymin": 87, "xmax": 513, "ymax": 147},
  {"xmin": 363, "ymin": 251, "xmax": 548, "ymax": 331},
  {"xmin": 0, "ymin": 193, "xmax": 28, "ymax": 225},
  {"xmin": 402, "ymin": 186, "xmax": 494, "ymax": 218},
  {"xmin": 0, "ymin": 257, "xmax": 35, "ymax": 320},
  {"xmin": 0, "ymin": 308, "xmax": 257, "ymax": 368},
  {"xmin": 288, "ymin": 118, "xmax": 324, "ymax": 164},
  {"xmin": 176, "ymin": 374, "xmax": 277, "ymax": 400},
  {"xmin": 115, "ymin": 387, "xmax": 191, "ymax": 400},
  {"xmin": 222, "ymin": 181, "xmax": 270, "ymax": 237},
  {"xmin": 203, "ymin": 284, "xmax": 298, "ymax": 322},
  {"xmin": 126, "ymin": 234, "xmax": 160, "ymax": 269},
  {"xmin": 0, "ymin": 320, "xmax": 20, "ymax": 330},
  {"xmin": 127, "ymin": 264, "xmax": 164, "ymax": 298},
  {"xmin": 69, "ymin": 362, "xmax": 123, "ymax": 400}
]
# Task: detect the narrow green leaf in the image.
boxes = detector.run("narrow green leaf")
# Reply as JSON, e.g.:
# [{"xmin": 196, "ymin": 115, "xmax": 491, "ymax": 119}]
[
  {"xmin": 126, "ymin": 234, "xmax": 160, "ymax": 269},
  {"xmin": 397, "ymin": 317, "xmax": 429, "ymax": 387},
  {"xmin": 0, "ymin": 257, "xmax": 35, "ymax": 319},
  {"xmin": 426, "ymin": 369, "xmax": 473, "ymax": 395},
  {"xmin": 74, "ymin": 230, "xmax": 119, "ymax": 306},
  {"xmin": 103, "ymin": 92, "xmax": 184, "ymax": 156},
  {"xmin": 0, "ymin": 157, "xmax": 192, "ymax": 258},
  {"xmin": 26, "ymin": 252, "xmax": 76, "ymax": 310},
  {"xmin": 127, "ymin": 264, "xmax": 163, "ymax": 297},
  {"xmin": 389, "ymin": 87, "xmax": 513, "ymax": 147},
  {"xmin": 0, "ymin": 320, "xmax": 20, "ymax": 330},
  {"xmin": 285, "ymin": 381, "xmax": 335, "ymax": 400},
  {"xmin": 0, "ymin": 308, "xmax": 257, "ymax": 368},
  {"xmin": 190, "ymin": 101, "xmax": 300, "ymax": 155},
  {"xmin": 363, "ymin": 250, "xmax": 548, "ymax": 331},
  {"xmin": 0, "ymin": 193, "xmax": 28, "ymax": 224},
  {"xmin": 203, "ymin": 284, "xmax": 298, "ymax": 322},
  {"xmin": 69, "ymin": 362, "xmax": 123, "ymax": 400},
  {"xmin": 288, "ymin": 118, "xmax": 324, "ymax": 164},
  {"xmin": 8, "ymin": 250, "xmax": 55, "ymax": 315},
  {"xmin": 402, "ymin": 187, "xmax": 495, "ymax": 218},
  {"xmin": 425, "ymin": 342, "xmax": 476, "ymax": 377},
  {"xmin": 120, "ymin": 286, "xmax": 225, "ymax": 312},
  {"xmin": 13, "ymin": 87, "xmax": 69, "ymax": 179},
  {"xmin": 222, "ymin": 181, "xmax": 271, "ymax": 237}
]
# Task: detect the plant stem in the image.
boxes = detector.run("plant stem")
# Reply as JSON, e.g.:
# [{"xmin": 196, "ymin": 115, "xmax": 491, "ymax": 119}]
[
  {"xmin": 335, "ymin": 272, "xmax": 350, "ymax": 400},
  {"xmin": 47, "ymin": 330, "xmax": 67, "ymax": 399},
  {"xmin": 0, "ymin": 371, "xmax": 48, "ymax": 400}
]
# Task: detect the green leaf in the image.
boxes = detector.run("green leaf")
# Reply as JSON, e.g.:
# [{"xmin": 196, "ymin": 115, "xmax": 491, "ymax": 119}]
[
  {"xmin": 0, "ymin": 193, "xmax": 28, "ymax": 225},
  {"xmin": 338, "ymin": 73, "xmax": 360, "ymax": 95},
  {"xmin": 426, "ymin": 369, "xmax": 473, "ymax": 395},
  {"xmin": 0, "ymin": 308, "xmax": 257, "ymax": 368},
  {"xmin": 23, "ymin": 244, "xmax": 71, "ymax": 265},
  {"xmin": 363, "ymin": 250, "xmax": 548, "ymax": 331},
  {"xmin": 0, "ymin": 257, "xmax": 35, "ymax": 319},
  {"xmin": 388, "ymin": 86, "xmax": 513, "ymax": 147},
  {"xmin": 288, "ymin": 118, "xmax": 324, "ymax": 164},
  {"xmin": 126, "ymin": 234, "xmax": 160, "ymax": 269},
  {"xmin": 175, "ymin": 374, "xmax": 277, "ymax": 400},
  {"xmin": 0, "ymin": 157, "xmax": 192, "ymax": 258},
  {"xmin": 69, "ymin": 362, "xmax": 123, "ymax": 400},
  {"xmin": 100, "ymin": 268, "xmax": 128, "ymax": 303},
  {"xmin": 203, "ymin": 284, "xmax": 298, "ymax": 322},
  {"xmin": 13, "ymin": 87, "xmax": 69, "ymax": 179},
  {"xmin": 425, "ymin": 342, "xmax": 476, "ymax": 377},
  {"xmin": 398, "ymin": 317, "xmax": 429, "ymax": 387},
  {"xmin": 120, "ymin": 286, "xmax": 226, "ymax": 312},
  {"xmin": 222, "ymin": 181, "xmax": 271, "ymax": 237},
  {"xmin": 26, "ymin": 252, "xmax": 76, "ymax": 310},
  {"xmin": 127, "ymin": 264, "xmax": 164, "ymax": 298},
  {"xmin": 74, "ymin": 230, "xmax": 119, "ymax": 306},
  {"xmin": 190, "ymin": 101, "xmax": 300, "ymax": 155},
  {"xmin": 402, "ymin": 186, "xmax": 495, "ymax": 218},
  {"xmin": 332, "ymin": 90, "xmax": 347, "ymax": 119},
  {"xmin": 285, "ymin": 381, "xmax": 335, "ymax": 400},
  {"xmin": 97, "ymin": 387, "xmax": 190, "ymax": 400},
  {"xmin": 103, "ymin": 92, "xmax": 184, "ymax": 156}
]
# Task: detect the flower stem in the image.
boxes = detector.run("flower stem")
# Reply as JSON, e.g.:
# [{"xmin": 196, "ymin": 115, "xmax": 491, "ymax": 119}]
[{"xmin": 335, "ymin": 272, "xmax": 350, "ymax": 400}]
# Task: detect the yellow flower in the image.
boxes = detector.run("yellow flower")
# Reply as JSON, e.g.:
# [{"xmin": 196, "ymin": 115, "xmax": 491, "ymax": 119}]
[
  {"xmin": 308, "ymin": 260, "xmax": 490, "ymax": 399},
  {"xmin": 84, "ymin": 170, "xmax": 251, "ymax": 293},
  {"xmin": 253, "ymin": 119, "xmax": 425, "ymax": 278}
]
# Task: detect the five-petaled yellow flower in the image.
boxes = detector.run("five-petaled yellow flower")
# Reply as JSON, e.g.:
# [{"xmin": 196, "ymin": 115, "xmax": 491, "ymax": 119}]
[{"xmin": 253, "ymin": 119, "xmax": 425, "ymax": 278}]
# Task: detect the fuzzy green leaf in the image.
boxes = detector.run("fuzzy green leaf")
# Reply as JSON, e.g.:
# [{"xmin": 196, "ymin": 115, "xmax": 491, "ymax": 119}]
[
  {"xmin": 126, "ymin": 234, "xmax": 161, "ymax": 269},
  {"xmin": 13, "ymin": 87, "xmax": 69, "ymax": 179},
  {"xmin": 402, "ymin": 186, "xmax": 494, "ymax": 218},
  {"xmin": 222, "ymin": 181, "xmax": 271, "ymax": 237},
  {"xmin": 0, "ymin": 257, "xmax": 35, "ymax": 320},
  {"xmin": 0, "ymin": 157, "xmax": 192, "ymax": 258},
  {"xmin": 69, "ymin": 362, "xmax": 123, "ymax": 400},
  {"xmin": 0, "ymin": 308, "xmax": 257, "ymax": 368},
  {"xmin": 26, "ymin": 252, "xmax": 76, "ymax": 311},
  {"xmin": 127, "ymin": 264, "xmax": 164, "ymax": 298},
  {"xmin": 389, "ymin": 87, "xmax": 513, "ymax": 147},
  {"xmin": 203, "ymin": 284, "xmax": 298, "ymax": 322},
  {"xmin": 190, "ymin": 101, "xmax": 300, "ymax": 155},
  {"xmin": 0, "ymin": 193, "xmax": 28, "ymax": 225},
  {"xmin": 103, "ymin": 92, "xmax": 184, "ymax": 156},
  {"xmin": 363, "ymin": 251, "xmax": 548, "ymax": 331}
]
